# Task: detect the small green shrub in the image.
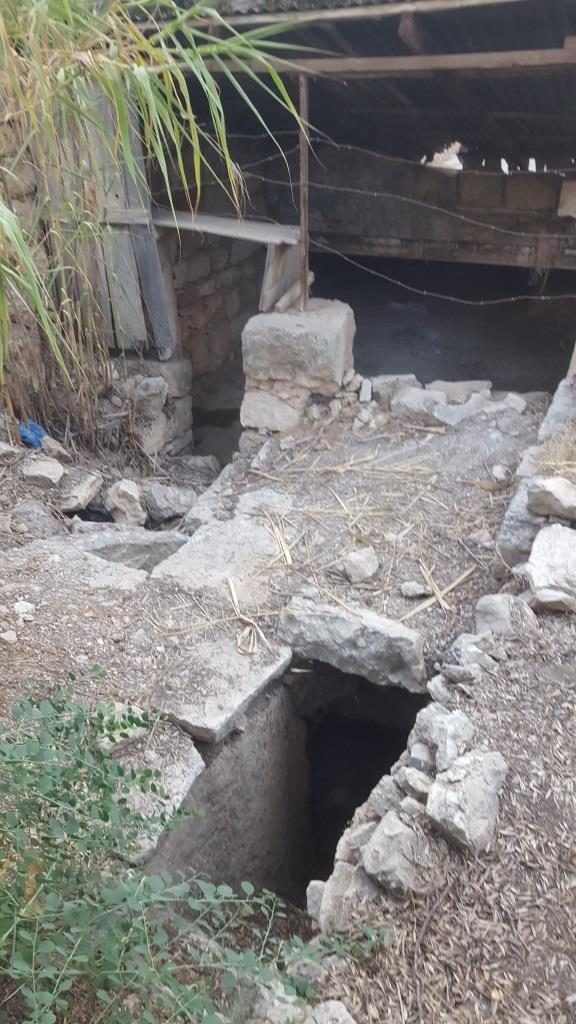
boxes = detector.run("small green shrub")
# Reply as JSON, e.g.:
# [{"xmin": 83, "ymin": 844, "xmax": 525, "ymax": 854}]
[
  {"xmin": 0, "ymin": 690, "xmax": 296, "ymax": 1023},
  {"xmin": 0, "ymin": 686, "xmax": 390, "ymax": 1023}
]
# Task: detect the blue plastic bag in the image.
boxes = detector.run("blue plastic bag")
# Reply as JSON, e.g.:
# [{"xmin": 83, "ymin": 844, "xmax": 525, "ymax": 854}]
[{"xmin": 18, "ymin": 420, "xmax": 47, "ymax": 449}]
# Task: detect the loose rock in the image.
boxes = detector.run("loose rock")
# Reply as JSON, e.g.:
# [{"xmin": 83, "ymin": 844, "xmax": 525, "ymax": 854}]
[
  {"xmin": 524, "ymin": 523, "xmax": 576, "ymax": 611},
  {"xmin": 306, "ymin": 880, "xmax": 325, "ymax": 923},
  {"xmin": 412, "ymin": 704, "xmax": 475, "ymax": 771},
  {"xmin": 394, "ymin": 766, "xmax": 431, "ymax": 803},
  {"xmin": 475, "ymin": 593, "xmax": 539, "ymax": 638},
  {"xmin": 107, "ymin": 479, "xmax": 147, "ymax": 527},
  {"xmin": 400, "ymin": 580, "xmax": 432, "ymax": 599},
  {"xmin": 527, "ymin": 475, "xmax": 576, "ymax": 520},
  {"xmin": 0, "ymin": 630, "xmax": 17, "ymax": 645},
  {"xmin": 407, "ymin": 741, "xmax": 433, "ymax": 774},
  {"xmin": 22, "ymin": 457, "xmax": 64, "ymax": 489},
  {"xmin": 358, "ymin": 378, "xmax": 372, "ymax": 403},
  {"xmin": 343, "ymin": 546, "xmax": 379, "ymax": 584},
  {"xmin": 58, "ymin": 469, "xmax": 103, "ymax": 512},
  {"xmin": 318, "ymin": 861, "xmax": 380, "ymax": 932},
  {"xmin": 142, "ymin": 481, "xmax": 197, "ymax": 523},
  {"xmin": 366, "ymin": 775, "xmax": 403, "ymax": 817},
  {"xmin": 371, "ymin": 373, "xmax": 421, "ymax": 409},
  {"xmin": 0, "ymin": 441, "xmax": 19, "ymax": 460},
  {"xmin": 279, "ymin": 591, "xmax": 426, "ymax": 692},
  {"xmin": 426, "ymin": 379, "xmax": 491, "ymax": 404},
  {"xmin": 361, "ymin": 810, "xmax": 443, "ymax": 895},
  {"xmin": 427, "ymin": 674, "xmax": 452, "ymax": 703},
  {"xmin": 426, "ymin": 750, "xmax": 508, "ymax": 854},
  {"xmin": 391, "ymin": 386, "xmax": 447, "ymax": 426},
  {"xmin": 41, "ymin": 436, "xmax": 72, "ymax": 462}
]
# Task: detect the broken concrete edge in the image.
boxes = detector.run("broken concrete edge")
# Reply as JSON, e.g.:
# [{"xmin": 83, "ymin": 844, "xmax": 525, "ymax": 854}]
[
  {"xmin": 496, "ymin": 375, "xmax": 576, "ymax": 574},
  {"xmin": 308, "ymin": 627, "xmax": 509, "ymax": 932}
]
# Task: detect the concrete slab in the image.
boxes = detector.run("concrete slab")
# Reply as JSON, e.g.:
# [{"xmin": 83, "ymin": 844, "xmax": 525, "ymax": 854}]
[
  {"xmin": 154, "ymin": 487, "xmax": 293, "ymax": 601},
  {"xmin": 156, "ymin": 637, "xmax": 292, "ymax": 742}
]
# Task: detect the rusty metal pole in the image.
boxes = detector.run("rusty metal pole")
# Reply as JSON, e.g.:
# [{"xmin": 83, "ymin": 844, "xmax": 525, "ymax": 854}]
[{"xmin": 298, "ymin": 73, "xmax": 309, "ymax": 311}]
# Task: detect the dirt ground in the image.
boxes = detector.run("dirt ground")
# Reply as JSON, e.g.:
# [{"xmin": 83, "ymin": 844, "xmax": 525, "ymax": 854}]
[
  {"xmin": 312, "ymin": 614, "xmax": 576, "ymax": 1024},
  {"xmin": 1, "ymin": 387, "xmax": 575, "ymax": 1022}
]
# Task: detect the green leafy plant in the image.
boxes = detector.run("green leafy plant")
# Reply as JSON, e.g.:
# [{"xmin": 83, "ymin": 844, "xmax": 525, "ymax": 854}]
[
  {"xmin": 0, "ymin": 689, "xmax": 391, "ymax": 1024},
  {"xmin": 0, "ymin": 692, "xmax": 299, "ymax": 1023},
  {"xmin": 0, "ymin": 0, "xmax": 298, "ymax": 435}
]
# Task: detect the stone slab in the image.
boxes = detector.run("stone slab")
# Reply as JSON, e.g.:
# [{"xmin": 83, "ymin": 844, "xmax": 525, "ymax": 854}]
[
  {"xmin": 154, "ymin": 487, "xmax": 293, "ymax": 601},
  {"xmin": 157, "ymin": 637, "xmax": 292, "ymax": 742}
]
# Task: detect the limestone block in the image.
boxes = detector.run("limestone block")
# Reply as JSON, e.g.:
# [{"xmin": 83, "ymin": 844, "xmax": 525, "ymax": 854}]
[
  {"xmin": 241, "ymin": 389, "xmax": 306, "ymax": 433},
  {"xmin": 475, "ymin": 593, "xmax": 539, "ymax": 638},
  {"xmin": 318, "ymin": 861, "xmax": 380, "ymax": 931},
  {"xmin": 361, "ymin": 811, "xmax": 443, "ymax": 895},
  {"xmin": 133, "ymin": 377, "xmax": 168, "ymax": 420},
  {"xmin": 122, "ymin": 356, "xmax": 193, "ymax": 399},
  {"xmin": 390, "ymin": 386, "xmax": 447, "ymax": 425},
  {"xmin": 425, "ymin": 379, "xmax": 492, "ymax": 404},
  {"xmin": 496, "ymin": 479, "xmax": 542, "ymax": 573},
  {"xmin": 411, "ymin": 705, "xmax": 475, "ymax": 771},
  {"xmin": 22, "ymin": 457, "xmax": 64, "ymax": 489},
  {"xmin": 242, "ymin": 299, "xmax": 355, "ymax": 395},
  {"xmin": 426, "ymin": 750, "xmax": 508, "ymax": 853},
  {"xmin": 527, "ymin": 476, "xmax": 576, "ymax": 520},
  {"xmin": 538, "ymin": 378, "xmax": 576, "ymax": 443},
  {"xmin": 279, "ymin": 590, "xmax": 426, "ymax": 692},
  {"xmin": 107, "ymin": 479, "xmax": 147, "ymax": 527},
  {"xmin": 142, "ymin": 482, "xmax": 198, "ymax": 522},
  {"xmin": 524, "ymin": 523, "xmax": 576, "ymax": 611},
  {"xmin": 57, "ymin": 470, "xmax": 104, "ymax": 514},
  {"xmin": 371, "ymin": 374, "xmax": 420, "ymax": 410}
]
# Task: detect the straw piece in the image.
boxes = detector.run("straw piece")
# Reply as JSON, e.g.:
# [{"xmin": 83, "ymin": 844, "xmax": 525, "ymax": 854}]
[{"xmin": 399, "ymin": 566, "xmax": 476, "ymax": 622}]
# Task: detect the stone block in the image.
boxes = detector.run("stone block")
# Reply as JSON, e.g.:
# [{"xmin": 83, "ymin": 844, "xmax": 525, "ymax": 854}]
[
  {"xmin": 241, "ymin": 389, "xmax": 306, "ymax": 433},
  {"xmin": 122, "ymin": 356, "xmax": 193, "ymax": 399},
  {"xmin": 242, "ymin": 299, "xmax": 355, "ymax": 395}
]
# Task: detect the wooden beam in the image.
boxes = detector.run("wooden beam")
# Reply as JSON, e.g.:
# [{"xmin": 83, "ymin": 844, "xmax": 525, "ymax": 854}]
[
  {"xmin": 254, "ymin": 46, "xmax": 576, "ymax": 79},
  {"xmin": 106, "ymin": 209, "xmax": 300, "ymax": 246},
  {"xmin": 220, "ymin": 0, "xmax": 528, "ymax": 28}
]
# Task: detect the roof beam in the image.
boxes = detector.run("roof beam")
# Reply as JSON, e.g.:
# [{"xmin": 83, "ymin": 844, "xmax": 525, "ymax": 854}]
[
  {"xmin": 261, "ymin": 46, "xmax": 576, "ymax": 78},
  {"xmin": 220, "ymin": 0, "xmax": 528, "ymax": 28}
]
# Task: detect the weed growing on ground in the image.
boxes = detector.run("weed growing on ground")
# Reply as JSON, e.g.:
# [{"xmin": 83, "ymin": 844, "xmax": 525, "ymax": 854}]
[{"xmin": 0, "ymin": 683, "xmax": 388, "ymax": 1023}]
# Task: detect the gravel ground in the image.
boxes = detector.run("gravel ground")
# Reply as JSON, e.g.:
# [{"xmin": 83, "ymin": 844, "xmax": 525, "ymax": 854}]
[{"xmin": 311, "ymin": 613, "xmax": 576, "ymax": 1023}]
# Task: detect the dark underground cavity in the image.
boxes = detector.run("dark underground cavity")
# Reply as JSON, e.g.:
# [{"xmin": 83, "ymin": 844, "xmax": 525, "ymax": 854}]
[{"xmin": 150, "ymin": 662, "xmax": 426, "ymax": 906}]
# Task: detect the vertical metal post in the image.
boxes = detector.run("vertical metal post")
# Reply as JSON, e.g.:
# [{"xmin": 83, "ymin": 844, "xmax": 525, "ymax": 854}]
[{"xmin": 298, "ymin": 73, "xmax": 310, "ymax": 311}]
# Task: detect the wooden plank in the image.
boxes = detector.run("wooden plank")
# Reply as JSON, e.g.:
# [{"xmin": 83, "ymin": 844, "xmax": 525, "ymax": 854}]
[
  {"xmin": 106, "ymin": 208, "xmax": 300, "ymax": 246},
  {"xmin": 122, "ymin": 122, "xmax": 179, "ymax": 360},
  {"xmin": 259, "ymin": 244, "xmax": 299, "ymax": 311},
  {"xmin": 216, "ymin": 0, "xmax": 528, "ymax": 28},
  {"xmin": 212, "ymin": 46, "xmax": 576, "ymax": 79}
]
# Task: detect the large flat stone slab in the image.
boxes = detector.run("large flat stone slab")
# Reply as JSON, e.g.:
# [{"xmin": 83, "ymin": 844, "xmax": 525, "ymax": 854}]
[
  {"xmin": 154, "ymin": 487, "xmax": 292, "ymax": 601},
  {"xmin": 155, "ymin": 638, "xmax": 292, "ymax": 742}
]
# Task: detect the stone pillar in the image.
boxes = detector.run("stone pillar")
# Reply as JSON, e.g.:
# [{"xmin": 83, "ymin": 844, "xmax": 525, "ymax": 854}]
[{"xmin": 240, "ymin": 299, "xmax": 356, "ymax": 432}]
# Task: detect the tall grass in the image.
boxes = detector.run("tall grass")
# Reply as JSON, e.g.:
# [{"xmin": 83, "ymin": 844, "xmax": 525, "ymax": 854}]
[{"xmin": 0, "ymin": 0, "xmax": 297, "ymax": 440}]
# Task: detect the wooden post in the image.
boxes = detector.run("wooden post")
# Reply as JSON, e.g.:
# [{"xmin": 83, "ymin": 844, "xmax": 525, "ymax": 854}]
[{"xmin": 298, "ymin": 74, "xmax": 310, "ymax": 311}]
